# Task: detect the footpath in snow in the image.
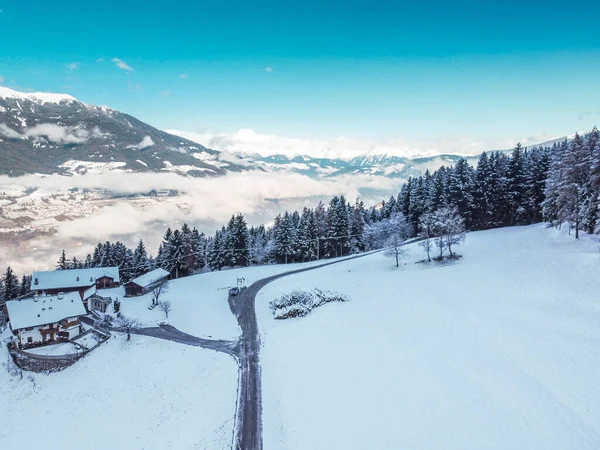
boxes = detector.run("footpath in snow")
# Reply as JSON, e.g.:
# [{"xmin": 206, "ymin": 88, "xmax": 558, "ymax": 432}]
[{"xmin": 256, "ymin": 224, "xmax": 600, "ymax": 450}]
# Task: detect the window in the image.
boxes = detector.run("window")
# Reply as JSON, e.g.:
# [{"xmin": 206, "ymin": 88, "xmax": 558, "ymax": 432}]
[
  {"xmin": 34, "ymin": 278, "xmax": 39, "ymax": 285},
  {"xmin": 27, "ymin": 337, "xmax": 33, "ymax": 343}
]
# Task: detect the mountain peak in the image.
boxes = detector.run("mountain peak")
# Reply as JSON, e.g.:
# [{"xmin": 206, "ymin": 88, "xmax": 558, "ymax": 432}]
[{"xmin": 0, "ymin": 86, "xmax": 79, "ymax": 105}]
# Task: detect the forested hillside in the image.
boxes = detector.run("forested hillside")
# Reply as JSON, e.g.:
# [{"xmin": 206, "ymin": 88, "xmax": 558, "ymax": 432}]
[{"xmin": 1, "ymin": 128, "xmax": 598, "ymax": 301}]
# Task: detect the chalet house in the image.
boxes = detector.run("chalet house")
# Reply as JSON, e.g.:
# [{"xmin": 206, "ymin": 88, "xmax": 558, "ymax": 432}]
[
  {"xmin": 30, "ymin": 267, "xmax": 120, "ymax": 309},
  {"xmin": 4, "ymin": 292, "xmax": 87, "ymax": 348},
  {"xmin": 124, "ymin": 268, "xmax": 170, "ymax": 297}
]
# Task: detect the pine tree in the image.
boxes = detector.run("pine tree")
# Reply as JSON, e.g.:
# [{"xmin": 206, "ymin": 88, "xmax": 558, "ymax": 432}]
[
  {"xmin": 19, "ymin": 275, "xmax": 31, "ymax": 296},
  {"xmin": 132, "ymin": 239, "xmax": 150, "ymax": 278},
  {"xmin": 56, "ymin": 249, "xmax": 68, "ymax": 270},
  {"xmin": 2, "ymin": 267, "xmax": 20, "ymax": 300},
  {"xmin": 233, "ymin": 214, "xmax": 250, "ymax": 267},
  {"xmin": 349, "ymin": 199, "xmax": 366, "ymax": 254},
  {"xmin": 447, "ymin": 158, "xmax": 475, "ymax": 228}
]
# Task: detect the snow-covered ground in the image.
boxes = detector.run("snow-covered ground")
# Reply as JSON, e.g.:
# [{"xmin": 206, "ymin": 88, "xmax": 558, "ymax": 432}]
[
  {"xmin": 102, "ymin": 257, "xmax": 362, "ymax": 340},
  {"xmin": 256, "ymin": 224, "xmax": 600, "ymax": 450},
  {"xmin": 0, "ymin": 335, "xmax": 237, "ymax": 450}
]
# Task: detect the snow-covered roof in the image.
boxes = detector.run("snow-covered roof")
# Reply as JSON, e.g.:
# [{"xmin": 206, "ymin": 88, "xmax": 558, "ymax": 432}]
[
  {"xmin": 31, "ymin": 267, "xmax": 120, "ymax": 291},
  {"xmin": 127, "ymin": 268, "xmax": 170, "ymax": 288},
  {"xmin": 5, "ymin": 292, "xmax": 87, "ymax": 330},
  {"xmin": 83, "ymin": 285, "xmax": 97, "ymax": 300}
]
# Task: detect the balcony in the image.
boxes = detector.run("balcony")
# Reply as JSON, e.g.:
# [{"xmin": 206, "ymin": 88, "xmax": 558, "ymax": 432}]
[{"xmin": 39, "ymin": 327, "xmax": 59, "ymax": 336}]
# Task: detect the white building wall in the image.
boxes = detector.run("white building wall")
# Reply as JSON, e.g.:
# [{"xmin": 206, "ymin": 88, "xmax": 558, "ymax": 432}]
[{"xmin": 17, "ymin": 326, "xmax": 44, "ymax": 347}]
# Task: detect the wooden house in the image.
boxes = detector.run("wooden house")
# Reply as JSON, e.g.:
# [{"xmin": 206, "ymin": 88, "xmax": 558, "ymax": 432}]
[{"xmin": 124, "ymin": 268, "xmax": 170, "ymax": 297}]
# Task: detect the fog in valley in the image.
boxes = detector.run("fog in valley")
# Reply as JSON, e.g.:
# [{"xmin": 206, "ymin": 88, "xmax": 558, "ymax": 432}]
[{"xmin": 0, "ymin": 171, "xmax": 404, "ymax": 275}]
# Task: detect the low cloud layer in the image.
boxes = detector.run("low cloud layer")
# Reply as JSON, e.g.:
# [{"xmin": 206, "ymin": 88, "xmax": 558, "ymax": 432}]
[
  {"xmin": 126, "ymin": 136, "xmax": 155, "ymax": 150},
  {"xmin": 0, "ymin": 171, "xmax": 402, "ymax": 273},
  {"xmin": 167, "ymin": 128, "xmax": 560, "ymax": 159},
  {"xmin": 0, "ymin": 123, "xmax": 109, "ymax": 144}
]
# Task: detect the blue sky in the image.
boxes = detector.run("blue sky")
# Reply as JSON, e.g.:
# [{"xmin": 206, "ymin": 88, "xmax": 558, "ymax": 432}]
[{"xmin": 1, "ymin": 0, "xmax": 600, "ymax": 148}]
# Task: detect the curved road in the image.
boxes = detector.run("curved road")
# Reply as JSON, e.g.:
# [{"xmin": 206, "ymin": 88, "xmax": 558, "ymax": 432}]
[
  {"xmin": 228, "ymin": 251, "xmax": 379, "ymax": 450},
  {"xmin": 130, "ymin": 251, "xmax": 379, "ymax": 450}
]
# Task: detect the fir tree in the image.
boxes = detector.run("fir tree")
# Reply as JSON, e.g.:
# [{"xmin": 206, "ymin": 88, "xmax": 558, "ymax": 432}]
[{"xmin": 56, "ymin": 249, "xmax": 68, "ymax": 270}]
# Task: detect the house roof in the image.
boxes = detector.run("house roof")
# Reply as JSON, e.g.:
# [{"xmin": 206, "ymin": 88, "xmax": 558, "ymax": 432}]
[
  {"xmin": 127, "ymin": 268, "xmax": 170, "ymax": 289},
  {"xmin": 31, "ymin": 267, "xmax": 120, "ymax": 291},
  {"xmin": 5, "ymin": 292, "xmax": 87, "ymax": 330},
  {"xmin": 83, "ymin": 285, "xmax": 97, "ymax": 300}
]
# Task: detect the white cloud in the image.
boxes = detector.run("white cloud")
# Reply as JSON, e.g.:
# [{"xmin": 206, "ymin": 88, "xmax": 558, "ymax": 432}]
[
  {"xmin": 0, "ymin": 123, "xmax": 21, "ymax": 138},
  {"xmin": 96, "ymin": 58, "xmax": 105, "ymax": 63},
  {"xmin": 179, "ymin": 73, "xmax": 188, "ymax": 80},
  {"xmin": 65, "ymin": 62, "xmax": 80, "ymax": 71},
  {"xmin": 167, "ymin": 128, "xmax": 559, "ymax": 159},
  {"xmin": 161, "ymin": 89, "xmax": 171, "ymax": 97},
  {"xmin": 112, "ymin": 58, "xmax": 134, "ymax": 72},
  {"xmin": 265, "ymin": 67, "xmax": 273, "ymax": 73},
  {"xmin": 126, "ymin": 136, "xmax": 155, "ymax": 150},
  {"xmin": 0, "ymin": 75, "xmax": 5, "ymax": 84},
  {"xmin": 127, "ymin": 81, "xmax": 143, "ymax": 92},
  {"xmin": 0, "ymin": 169, "xmax": 402, "ymax": 273},
  {"xmin": 0, "ymin": 123, "xmax": 109, "ymax": 144}
]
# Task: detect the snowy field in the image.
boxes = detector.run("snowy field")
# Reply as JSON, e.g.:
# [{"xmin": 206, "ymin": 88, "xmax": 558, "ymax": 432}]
[
  {"xmin": 0, "ymin": 335, "xmax": 237, "ymax": 450},
  {"xmin": 256, "ymin": 224, "xmax": 600, "ymax": 450},
  {"xmin": 101, "ymin": 257, "xmax": 360, "ymax": 340}
]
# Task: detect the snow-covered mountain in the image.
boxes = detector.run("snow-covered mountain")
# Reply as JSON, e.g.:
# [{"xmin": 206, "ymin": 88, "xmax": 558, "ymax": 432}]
[
  {"xmin": 0, "ymin": 86, "xmax": 244, "ymax": 177},
  {"xmin": 233, "ymin": 152, "xmax": 480, "ymax": 179},
  {"xmin": 0, "ymin": 86, "xmax": 565, "ymax": 180}
]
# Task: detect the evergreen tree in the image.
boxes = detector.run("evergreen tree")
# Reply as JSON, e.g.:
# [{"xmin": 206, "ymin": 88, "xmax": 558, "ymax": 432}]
[
  {"xmin": 56, "ymin": 249, "xmax": 68, "ymax": 270},
  {"xmin": 2, "ymin": 267, "xmax": 20, "ymax": 300},
  {"xmin": 19, "ymin": 274, "xmax": 31, "ymax": 297},
  {"xmin": 132, "ymin": 239, "xmax": 150, "ymax": 278}
]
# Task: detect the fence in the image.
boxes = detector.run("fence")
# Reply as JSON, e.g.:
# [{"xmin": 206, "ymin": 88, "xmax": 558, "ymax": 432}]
[{"xmin": 8, "ymin": 328, "xmax": 110, "ymax": 372}]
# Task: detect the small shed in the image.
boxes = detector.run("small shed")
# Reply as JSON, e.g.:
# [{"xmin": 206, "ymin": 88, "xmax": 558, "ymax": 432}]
[{"xmin": 124, "ymin": 268, "xmax": 170, "ymax": 297}]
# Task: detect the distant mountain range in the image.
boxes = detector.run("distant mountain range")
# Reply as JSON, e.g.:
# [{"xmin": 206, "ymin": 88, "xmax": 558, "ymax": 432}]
[{"xmin": 0, "ymin": 86, "xmax": 564, "ymax": 180}]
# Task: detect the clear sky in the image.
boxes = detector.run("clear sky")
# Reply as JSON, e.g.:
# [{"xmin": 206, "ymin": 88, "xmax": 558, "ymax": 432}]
[{"xmin": 1, "ymin": 0, "xmax": 600, "ymax": 148}]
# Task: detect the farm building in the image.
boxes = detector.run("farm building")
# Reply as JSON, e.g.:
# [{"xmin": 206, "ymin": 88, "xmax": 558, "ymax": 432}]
[
  {"xmin": 30, "ymin": 267, "xmax": 120, "ymax": 304},
  {"xmin": 4, "ymin": 292, "xmax": 87, "ymax": 348},
  {"xmin": 124, "ymin": 268, "xmax": 170, "ymax": 297}
]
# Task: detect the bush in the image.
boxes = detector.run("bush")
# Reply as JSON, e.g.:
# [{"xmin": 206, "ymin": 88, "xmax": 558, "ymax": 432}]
[{"xmin": 270, "ymin": 289, "xmax": 348, "ymax": 320}]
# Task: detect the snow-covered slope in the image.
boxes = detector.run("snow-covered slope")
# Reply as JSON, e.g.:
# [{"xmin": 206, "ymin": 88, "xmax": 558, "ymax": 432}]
[
  {"xmin": 0, "ymin": 336, "xmax": 237, "ymax": 450},
  {"xmin": 256, "ymin": 225, "xmax": 600, "ymax": 450}
]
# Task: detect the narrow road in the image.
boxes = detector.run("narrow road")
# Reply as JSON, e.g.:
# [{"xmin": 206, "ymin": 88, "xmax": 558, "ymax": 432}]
[
  {"xmin": 228, "ymin": 251, "xmax": 379, "ymax": 450},
  {"xmin": 132, "ymin": 324, "xmax": 238, "ymax": 355},
  {"xmin": 126, "ymin": 251, "xmax": 379, "ymax": 450}
]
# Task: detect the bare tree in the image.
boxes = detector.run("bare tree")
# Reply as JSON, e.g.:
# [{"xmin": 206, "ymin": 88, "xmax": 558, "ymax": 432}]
[
  {"xmin": 114, "ymin": 315, "xmax": 141, "ymax": 341},
  {"xmin": 158, "ymin": 300, "xmax": 172, "ymax": 318},
  {"xmin": 383, "ymin": 213, "xmax": 411, "ymax": 267},
  {"xmin": 151, "ymin": 282, "xmax": 168, "ymax": 306},
  {"xmin": 430, "ymin": 207, "xmax": 466, "ymax": 259},
  {"xmin": 418, "ymin": 212, "xmax": 435, "ymax": 261}
]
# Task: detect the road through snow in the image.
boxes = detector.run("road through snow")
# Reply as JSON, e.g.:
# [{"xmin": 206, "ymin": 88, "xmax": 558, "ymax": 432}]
[{"xmin": 131, "ymin": 251, "xmax": 380, "ymax": 450}]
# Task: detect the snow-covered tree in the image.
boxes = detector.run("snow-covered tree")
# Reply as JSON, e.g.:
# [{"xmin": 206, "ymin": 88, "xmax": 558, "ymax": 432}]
[
  {"xmin": 430, "ymin": 207, "xmax": 466, "ymax": 258},
  {"xmin": 383, "ymin": 213, "xmax": 411, "ymax": 267},
  {"xmin": 2, "ymin": 267, "xmax": 20, "ymax": 301}
]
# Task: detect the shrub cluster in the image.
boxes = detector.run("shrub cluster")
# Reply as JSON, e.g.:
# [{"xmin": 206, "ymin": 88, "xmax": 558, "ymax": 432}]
[{"xmin": 270, "ymin": 288, "xmax": 348, "ymax": 320}]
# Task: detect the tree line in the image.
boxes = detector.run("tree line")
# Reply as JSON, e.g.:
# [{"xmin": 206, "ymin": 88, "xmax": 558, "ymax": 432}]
[{"xmin": 1, "ymin": 127, "xmax": 598, "ymax": 303}]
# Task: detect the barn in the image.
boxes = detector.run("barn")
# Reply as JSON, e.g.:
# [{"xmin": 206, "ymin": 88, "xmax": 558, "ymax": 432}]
[{"xmin": 124, "ymin": 268, "xmax": 170, "ymax": 297}]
